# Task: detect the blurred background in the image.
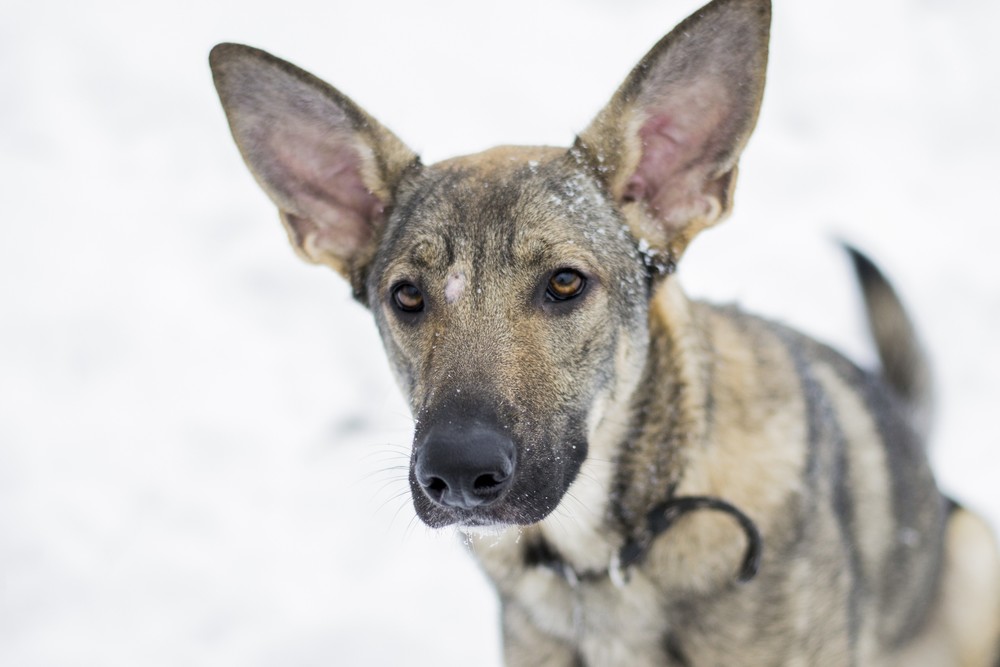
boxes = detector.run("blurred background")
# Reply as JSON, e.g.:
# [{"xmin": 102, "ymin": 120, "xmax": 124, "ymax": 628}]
[{"xmin": 1, "ymin": 0, "xmax": 998, "ymax": 664}]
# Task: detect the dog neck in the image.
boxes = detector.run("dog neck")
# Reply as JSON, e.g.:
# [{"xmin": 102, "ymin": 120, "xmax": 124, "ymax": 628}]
[
  {"xmin": 534, "ymin": 278, "xmax": 712, "ymax": 574},
  {"xmin": 528, "ymin": 495, "xmax": 762, "ymax": 590}
]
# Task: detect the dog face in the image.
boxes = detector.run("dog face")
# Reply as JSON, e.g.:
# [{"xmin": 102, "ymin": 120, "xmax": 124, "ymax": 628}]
[
  {"xmin": 366, "ymin": 148, "xmax": 651, "ymax": 526},
  {"xmin": 210, "ymin": 0, "xmax": 770, "ymax": 529}
]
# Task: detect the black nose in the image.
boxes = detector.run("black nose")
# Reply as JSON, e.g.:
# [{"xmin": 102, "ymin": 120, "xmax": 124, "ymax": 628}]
[{"xmin": 414, "ymin": 421, "xmax": 516, "ymax": 510}]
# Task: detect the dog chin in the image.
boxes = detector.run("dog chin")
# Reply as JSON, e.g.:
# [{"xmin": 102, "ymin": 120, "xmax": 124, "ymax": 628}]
[{"xmin": 457, "ymin": 522, "xmax": 516, "ymax": 539}]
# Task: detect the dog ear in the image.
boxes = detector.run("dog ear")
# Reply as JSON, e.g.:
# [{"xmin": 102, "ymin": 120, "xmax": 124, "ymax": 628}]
[
  {"xmin": 576, "ymin": 0, "xmax": 769, "ymax": 266},
  {"xmin": 210, "ymin": 43, "xmax": 419, "ymax": 292}
]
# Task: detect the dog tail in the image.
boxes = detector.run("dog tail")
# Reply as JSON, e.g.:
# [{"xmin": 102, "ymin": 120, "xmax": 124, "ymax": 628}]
[{"xmin": 844, "ymin": 244, "xmax": 934, "ymax": 436}]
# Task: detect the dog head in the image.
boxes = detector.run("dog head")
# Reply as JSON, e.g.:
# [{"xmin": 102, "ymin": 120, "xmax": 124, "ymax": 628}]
[{"xmin": 210, "ymin": 0, "xmax": 769, "ymax": 528}]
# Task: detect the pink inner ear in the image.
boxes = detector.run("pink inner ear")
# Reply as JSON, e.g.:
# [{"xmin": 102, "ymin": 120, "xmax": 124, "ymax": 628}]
[
  {"xmin": 270, "ymin": 126, "xmax": 385, "ymax": 260},
  {"xmin": 623, "ymin": 94, "xmax": 727, "ymax": 227},
  {"xmin": 625, "ymin": 114, "xmax": 688, "ymax": 205}
]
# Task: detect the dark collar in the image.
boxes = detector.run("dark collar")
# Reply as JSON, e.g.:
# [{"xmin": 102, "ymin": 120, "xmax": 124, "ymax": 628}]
[{"xmin": 527, "ymin": 495, "xmax": 762, "ymax": 587}]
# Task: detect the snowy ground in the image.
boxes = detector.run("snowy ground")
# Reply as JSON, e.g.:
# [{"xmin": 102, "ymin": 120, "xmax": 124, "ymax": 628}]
[{"xmin": 2, "ymin": 0, "xmax": 998, "ymax": 665}]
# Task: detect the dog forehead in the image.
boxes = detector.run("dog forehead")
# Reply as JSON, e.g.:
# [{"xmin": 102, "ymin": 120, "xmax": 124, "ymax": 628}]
[{"xmin": 385, "ymin": 146, "xmax": 621, "ymax": 269}]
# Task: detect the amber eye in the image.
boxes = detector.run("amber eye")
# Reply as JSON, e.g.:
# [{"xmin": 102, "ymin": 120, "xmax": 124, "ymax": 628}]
[
  {"xmin": 546, "ymin": 269, "xmax": 587, "ymax": 301},
  {"xmin": 392, "ymin": 282, "xmax": 425, "ymax": 313}
]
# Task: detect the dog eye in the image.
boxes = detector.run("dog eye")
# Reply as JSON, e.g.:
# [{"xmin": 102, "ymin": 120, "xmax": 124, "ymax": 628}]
[
  {"xmin": 546, "ymin": 269, "xmax": 587, "ymax": 301},
  {"xmin": 392, "ymin": 282, "xmax": 425, "ymax": 313}
]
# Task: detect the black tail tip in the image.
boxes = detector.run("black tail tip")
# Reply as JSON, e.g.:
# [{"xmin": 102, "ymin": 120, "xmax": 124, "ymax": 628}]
[{"xmin": 838, "ymin": 240, "xmax": 884, "ymax": 287}]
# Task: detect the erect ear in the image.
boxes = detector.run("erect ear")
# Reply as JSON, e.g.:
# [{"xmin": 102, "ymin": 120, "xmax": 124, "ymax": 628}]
[
  {"xmin": 576, "ymin": 0, "xmax": 770, "ymax": 268},
  {"xmin": 209, "ymin": 43, "xmax": 420, "ymax": 294}
]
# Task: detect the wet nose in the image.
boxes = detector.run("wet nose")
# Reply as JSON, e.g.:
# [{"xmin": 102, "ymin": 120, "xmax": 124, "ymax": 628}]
[{"xmin": 414, "ymin": 421, "xmax": 516, "ymax": 510}]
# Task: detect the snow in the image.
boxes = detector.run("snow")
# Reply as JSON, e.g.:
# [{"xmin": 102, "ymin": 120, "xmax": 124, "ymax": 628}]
[{"xmin": 2, "ymin": 0, "xmax": 998, "ymax": 665}]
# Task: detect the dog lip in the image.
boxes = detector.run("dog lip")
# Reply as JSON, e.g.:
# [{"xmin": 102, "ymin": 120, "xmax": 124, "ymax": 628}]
[
  {"xmin": 457, "ymin": 517, "xmax": 508, "ymax": 530},
  {"xmin": 415, "ymin": 510, "xmax": 495, "ymax": 530},
  {"xmin": 431, "ymin": 493, "xmax": 564, "ymax": 528},
  {"xmin": 415, "ymin": 497, "xmax": 551, "ymax": 529}
]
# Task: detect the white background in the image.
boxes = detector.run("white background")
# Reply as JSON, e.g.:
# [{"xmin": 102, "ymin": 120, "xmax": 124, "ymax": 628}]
[{"xmin": 2, "ymin": 0, "xmax": 998, "ymax": 665}]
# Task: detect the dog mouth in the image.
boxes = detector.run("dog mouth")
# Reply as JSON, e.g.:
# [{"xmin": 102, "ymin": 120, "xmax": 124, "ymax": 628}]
[
  {"xmin": 408, "ymin": 437, "xmax": 588, "ymax": 529},
  {"xmin": 412, "ymin": 493, "xmax": 569, "ymax": 530},
  {"xmin": 454, "ymin": 516, "xmax": 515, "ymax": 531},
  {"xmin": 406, "ymin": 398, "xmax": 588, "ymax": 528},
  {"xmin": 409, "ymin": 477, "xmax": 570, "ymax": 529}
]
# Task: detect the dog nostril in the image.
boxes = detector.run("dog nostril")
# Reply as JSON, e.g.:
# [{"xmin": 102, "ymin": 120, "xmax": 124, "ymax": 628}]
[
  {"xmin": 427, "ymin": 477, "xmax": 448, "ymax": 494},
  {"xmin": 473, "ymin": 472, "xmax": 505, "ymax": 491}
]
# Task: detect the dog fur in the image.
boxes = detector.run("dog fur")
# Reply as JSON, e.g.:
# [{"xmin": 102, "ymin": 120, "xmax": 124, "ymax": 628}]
[{"xmin": 209, "ymin": 0, "xmax": 1000, "ymax": 664}]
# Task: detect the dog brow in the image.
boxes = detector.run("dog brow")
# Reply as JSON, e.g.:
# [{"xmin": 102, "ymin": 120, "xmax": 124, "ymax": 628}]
[{"xmin": 408, "ymin": 237, "xmax": 451, "ymax": 270}]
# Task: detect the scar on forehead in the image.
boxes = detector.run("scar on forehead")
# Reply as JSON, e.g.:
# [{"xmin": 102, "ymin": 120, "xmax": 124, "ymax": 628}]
[{"xmin": 444, "ymin": 270, "xmax": 467, "ymax": 304}]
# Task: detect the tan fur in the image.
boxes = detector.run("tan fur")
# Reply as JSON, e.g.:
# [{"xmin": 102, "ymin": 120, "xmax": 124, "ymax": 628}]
[
  {"xmin": 655, "ymin": 297, "xmax": 810, "ymax": 593},
  {"xmin": 210, "ymin": 0, "xmax": 1000, "ymax": 663},
  {"xmin": 889, "ymin": 509, "xmax": 1000, "ymax": 667}
]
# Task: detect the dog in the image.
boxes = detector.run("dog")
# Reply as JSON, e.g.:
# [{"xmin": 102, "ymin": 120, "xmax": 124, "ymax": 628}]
[{"xmin": 209, "ymin": 0, "xmax": 1000, "ymax": 663}]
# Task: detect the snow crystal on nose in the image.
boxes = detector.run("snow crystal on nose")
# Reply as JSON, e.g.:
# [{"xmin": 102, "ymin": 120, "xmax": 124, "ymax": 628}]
[{"xmin": 445, "ymin": 271, "xmax": 467, "ymax": 304}]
